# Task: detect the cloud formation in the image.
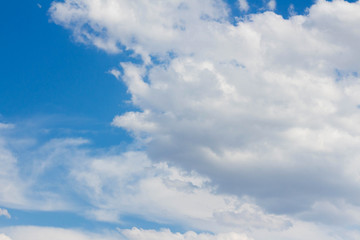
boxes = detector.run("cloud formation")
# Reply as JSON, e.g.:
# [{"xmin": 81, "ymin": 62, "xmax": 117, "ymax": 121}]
[
  {"xmin": 0, "ymin": 0, "xmax": 350, "ymax": 239},
  {"xmin": 0, "ymin": 124, "xmax": 345, "ymax": 239},
  {"xmin": 49, "ymin": 0, "xmax": 360, "ymax": 218}
]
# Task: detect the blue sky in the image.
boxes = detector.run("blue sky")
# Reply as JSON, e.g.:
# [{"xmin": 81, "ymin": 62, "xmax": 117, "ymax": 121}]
[{"xmin": 2, "ymin": 1, "xmax": 360, "ymax": 240}]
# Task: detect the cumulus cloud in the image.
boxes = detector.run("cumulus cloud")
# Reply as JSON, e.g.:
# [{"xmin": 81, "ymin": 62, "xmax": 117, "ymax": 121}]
[
  {"xmin": 6, "ymin": 0, "xmax": 352, "ymax": 239},
  {"xmin": 0, "ymin": 125, "xmax": 289, "ymax": 233},
  {"xmin": 0, "ymin": 126, "xmax": 349, "ymax": 238},
  {"xmin": 70, "ymin": 151, "xmax": 291, "ymax": 232},
  {"xmin": 38, "ymin": 0, "xmax": 360, "ymax": 238}
]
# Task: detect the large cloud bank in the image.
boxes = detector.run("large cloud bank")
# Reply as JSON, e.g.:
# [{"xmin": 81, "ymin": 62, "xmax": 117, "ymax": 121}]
[
  {"xmin": 50, "ymin": 0, "xmax": 360, "ymax": 218},
  {"xmin": 2, "ymin": 0, "xmax": 360, "ymax": 239}
]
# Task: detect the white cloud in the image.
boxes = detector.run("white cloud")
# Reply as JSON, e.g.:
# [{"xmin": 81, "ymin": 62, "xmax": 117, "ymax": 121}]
[
  {"xmin": 0, "ymin": 209, "xmax": 11, "ymax": 219},
  {"xmin": 238, "ymin": 0, "xmax": 250, "ymax": 12},
  {"xmin": 0, "ymin": 125, "xmax": 290, "ymax": 233},
  {"xmin": 0, "ymin": 225, "xmax": 350, "ymax": 240},
  {"xmin": 31, "ymin": 0, "xmax": 360, "ymax": 238},
  {"xmin": 49, "ymin": 0, "xmax": 228, "ymax": 57},
  {"xmin": 121, "ymin": 228, "xmax": 252, "ymax": 240},
  {"xmin": 0, "ymin": 138, "xmax": 28, "ymax": 208},
  {"xmin": 0, "ymin": 127, "xmax": 86, "ymax": 211},
  {"xmin": 267, "ymin": 0, "xmax": 276, "ymax": 11},
  {"xmin": 0, "ymin": 226, "xmax": 253, "ymax": 240},
  {"xmin": 0, "ymin": 234, "xmax": 12, "ymax": 240},
  {"xmin": 71, "ymin": 151, "xmax": 291, "ymax": 232},
  {"xmin": 108, "ymin": 69, "xmax": 121, "ymax": 79}
]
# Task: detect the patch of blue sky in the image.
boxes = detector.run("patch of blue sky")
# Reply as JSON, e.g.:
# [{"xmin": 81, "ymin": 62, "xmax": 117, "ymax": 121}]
[
  {"xmin": 0, "ymin": 0, "xmax": 140, "ymax": 148},
  {"xmin": 335, "ymin": 69, "xmax": 360, "ymax": 82}
]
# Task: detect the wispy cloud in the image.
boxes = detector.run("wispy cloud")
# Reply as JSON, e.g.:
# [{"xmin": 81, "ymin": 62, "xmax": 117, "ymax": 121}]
[{"xmin": 0, "ymin": 209, "xmax": 11, "ymax": 219}]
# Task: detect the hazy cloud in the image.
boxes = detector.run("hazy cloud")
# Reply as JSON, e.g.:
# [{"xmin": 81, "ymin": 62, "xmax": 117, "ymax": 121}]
[{"xmin": 0, "ymin": 209, "xmax": 11, "ymax": 219}]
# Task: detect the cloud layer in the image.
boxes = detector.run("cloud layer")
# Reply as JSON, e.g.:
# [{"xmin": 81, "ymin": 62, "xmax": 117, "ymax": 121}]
[{"xmin": 0, "ymin": 226, "xmax": 252, "ymax": 240}]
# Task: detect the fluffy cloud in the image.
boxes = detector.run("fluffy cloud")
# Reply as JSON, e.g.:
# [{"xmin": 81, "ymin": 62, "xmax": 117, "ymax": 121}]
[
  {"xmin": 71, "ymin": 151, "xmax": 291, "ymax": 232},
  {"xmin": 0, "ymin": 126, "xmax": 289, "ymax": 234},
  {"xmin": 40, "ymin": 0, "xmax": 360, "ymax": 238},
  {"xmin": 49, "ymin": 0, "xmax": 360, "ymax": 229}
]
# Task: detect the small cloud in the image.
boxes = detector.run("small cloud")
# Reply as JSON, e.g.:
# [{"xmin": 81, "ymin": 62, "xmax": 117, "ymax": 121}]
[
  {"xmin": 0, "ymin": 123, "xmax": 15, "ymax": 130},
  {"xmin": 267, "ymin": 0, "xmax": 276, "ymax": 10},
  {"xmin": 37, "ymin": 3, "xmax": 42, "ymax": 8},
  {"xmin": 108, "ymin": 69, "xmax": 122, "ymax": 80},
  {"xmin": 238, "ymin": 0, "xmax": 250, "ymax": 12},
  {"xmin": 0, "ymin": 208, "xmax": 11, "ymax": 219}
]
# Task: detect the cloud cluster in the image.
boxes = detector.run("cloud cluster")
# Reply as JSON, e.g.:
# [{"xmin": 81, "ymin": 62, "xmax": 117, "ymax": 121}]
[
  {"xmin": 50, "ymin": 0, "xmax": 360, "ymax": 220},
  {"xmin": 0, "ymin": 0, "xmax": 354, "ymax": 239},
  {"xmin": 0, "ymin": 124, "xmax": 346, "ymax": 239},
  {"xmin": 0, "ymin": 125, "xmax": 290, "ymax": 233},
  {"xmin": 70, "ymin": 150, "xmax": 291, "ymax": 232}
]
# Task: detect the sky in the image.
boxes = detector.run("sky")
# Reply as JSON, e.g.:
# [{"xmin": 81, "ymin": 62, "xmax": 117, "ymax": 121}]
[{"xmin": 1, "ymin": 0, "xmax": 360, "ymax": 239}]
